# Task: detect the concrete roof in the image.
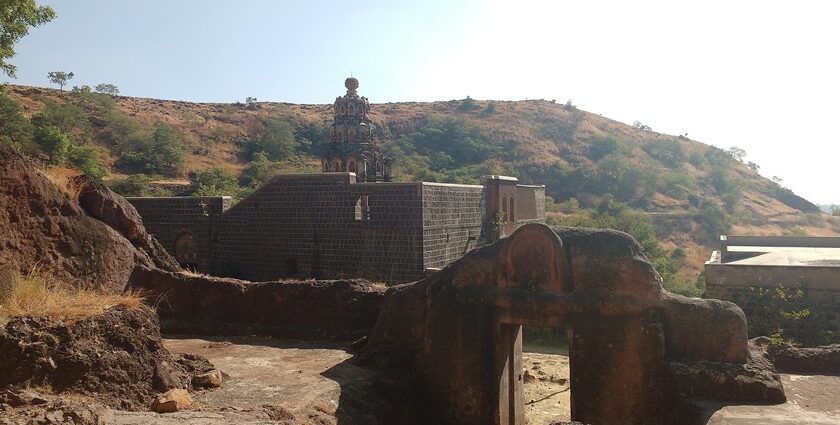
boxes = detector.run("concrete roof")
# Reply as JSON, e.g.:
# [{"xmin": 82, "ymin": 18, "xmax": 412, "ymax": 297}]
[{"xmin": 725, "ymin": 246, "xmax": 840, "ymax": 267}]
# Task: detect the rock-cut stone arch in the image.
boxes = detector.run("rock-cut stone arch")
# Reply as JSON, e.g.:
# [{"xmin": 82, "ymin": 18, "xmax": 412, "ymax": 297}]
[{"xmin": 360, "ymin": 223, "xmax": 784, "ymax": 425}]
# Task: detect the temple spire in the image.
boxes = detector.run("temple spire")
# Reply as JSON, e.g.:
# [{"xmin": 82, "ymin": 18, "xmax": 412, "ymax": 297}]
[{"xmin": 321, "ymin": 78, "xmax": 391, "ymax": 182}]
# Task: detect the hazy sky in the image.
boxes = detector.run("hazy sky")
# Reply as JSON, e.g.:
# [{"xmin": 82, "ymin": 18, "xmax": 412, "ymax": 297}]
[{"xmin": 5, "ymin": 0, "xmax": 839, "ymax": 204}]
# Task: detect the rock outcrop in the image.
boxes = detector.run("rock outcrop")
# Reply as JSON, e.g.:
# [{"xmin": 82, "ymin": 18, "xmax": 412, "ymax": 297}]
[
  {"xmin": 0, "ymin": 306, "xmax": 212, "ymax": 410},
  {"xmin": 769, "ymin": 343, "xmax": 840, "ymax": 375},
  {"xmin": 0, "ymin": 143, "xmax": 179, "ymax": 292}
]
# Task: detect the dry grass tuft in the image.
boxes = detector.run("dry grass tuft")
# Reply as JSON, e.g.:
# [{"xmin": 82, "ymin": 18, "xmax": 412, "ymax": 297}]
[
  {"xmin": 178, "ymin": 269, "xmax": 206, "ymax": 278},
  {"xmin": 0, "ymin": 267, "xmax": 144, "ymax": 326},
  {"xmin": 41, "ymin": 167, "xmax": 84, "ymax": 201}
]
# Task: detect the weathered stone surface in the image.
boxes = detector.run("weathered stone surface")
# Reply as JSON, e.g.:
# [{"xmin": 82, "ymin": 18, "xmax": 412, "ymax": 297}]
[
  {"xmin": 360, "ymin": 223, "xmax": 784, "ymax": 425},
  {"xmin": 151, "ymin": 389, "xmax": 192, "ymax": 413},
  {"xmin": 0, "ymin": 143, "xmax": 178, "ymax": 293},
  {"xmin": 671, "ymin": 340, "xmax": 786, "ymax": 404},
  {"xmin": 769, "ymin": 343, "xmax": 840, "ymax": 375},
  {"xmin": 192, "ymin": 369, "xmax": 224, "ymax": 389},
  {"xmin": 129, "ymin": 268, "xmax": 384, "ymax": 340},
  {"xmin": 74, "ymin": 175, "xmax": 181, "ymax": 273},
  {"xmin": 0, "ymin": 306, "xmax": 213, "ymax": 410}
]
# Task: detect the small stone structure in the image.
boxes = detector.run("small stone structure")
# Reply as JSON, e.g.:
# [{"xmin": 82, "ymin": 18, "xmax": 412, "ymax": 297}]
[
  {"xmin": 706, "ymin": 235, "xmax": 840, "ymax": 337},
  {"xmin": 361, "ymin": 224, "xmax": 785, "ymax": 424},
  {"xmin": 128, "ymin": 78, "xmax": 545, "ymax": 283}
]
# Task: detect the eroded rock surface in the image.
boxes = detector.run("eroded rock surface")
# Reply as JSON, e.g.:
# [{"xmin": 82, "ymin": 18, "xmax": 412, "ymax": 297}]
[
  {"xmin": 129, "ymin": 268, "xmax": 385, "ymax": 340},
  {"xmin": 0, "ymin": 143, "xmax": 179, "ymax": 292},
  {"xmin": 0, "ymin": 306, "xmax": 214, "ymax": 410},
  {"xmin": 769, "ymin": 343, "xmax": 840, "ymax": 375},
  {"xmin": 360, "ymin": 224, "xmax": 785, "ymax": 425}
]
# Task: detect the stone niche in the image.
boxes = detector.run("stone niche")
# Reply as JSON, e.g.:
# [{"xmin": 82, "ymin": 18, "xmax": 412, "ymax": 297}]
[{"xmin": 359, "ymin": 224, "xmax": 785, "ymax": 425}]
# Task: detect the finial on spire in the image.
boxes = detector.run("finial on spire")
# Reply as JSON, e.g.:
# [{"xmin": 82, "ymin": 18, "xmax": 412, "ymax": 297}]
[{"xmin": 345, "ymin": 76, "xmax": 359, "ymax": 95}]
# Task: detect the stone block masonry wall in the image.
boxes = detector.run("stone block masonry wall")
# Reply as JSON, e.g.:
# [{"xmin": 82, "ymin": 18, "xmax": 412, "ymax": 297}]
[
  {"xmin": 515, "ymin": 185, "xmax": 545, "ymax": 223},
  {"xmin": 127, "ymin": 196, "xmax": 229, "ymax": 272},
  {"xmin": 129, "ymin": 173, "xmax": 546, "ymax": 284},
  {"xmin": 421, "ymin": 183, "xmax": 484, "ymax": 270},
  {"xmin": 214, "ymin": 174, "xmax": 426, "ymax": 283},
  {"xmin": 706, "ymin": 284, "xmax": 840, "ymax": 339}
]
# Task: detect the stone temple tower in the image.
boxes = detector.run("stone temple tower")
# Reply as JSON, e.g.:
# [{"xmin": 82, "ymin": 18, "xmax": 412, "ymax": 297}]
[{"xmin": 322, "ymin": 77, "xmax": 391, "ymax": 182}]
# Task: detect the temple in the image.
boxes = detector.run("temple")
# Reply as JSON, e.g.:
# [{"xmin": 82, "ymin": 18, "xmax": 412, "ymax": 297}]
[
  {"xmin": 322, "ymin": 77, "xmax": 391, "ymax": 182},
  {"xmin": 127, "ymin": 78, "xmax": 546, "ymax": 283}
]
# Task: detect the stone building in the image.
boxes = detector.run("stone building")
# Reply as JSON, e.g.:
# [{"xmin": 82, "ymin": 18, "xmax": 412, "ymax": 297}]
[
  {"xmin": 128, "ymin": 78, "xmax": 545, "ymax": 283},
  {"xmin": 705, "ymin": 235, "xmax": 840, "ymax": 336}
]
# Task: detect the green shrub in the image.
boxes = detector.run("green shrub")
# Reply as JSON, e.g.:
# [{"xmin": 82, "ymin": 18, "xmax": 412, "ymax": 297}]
[
  {"xmin": 588, "ymin": 136, "xmax": 619, "ymax": 161},
  {"xmin": 67, "ymin": 144, "xmax": 105, "ymax": 181},
  {"xmin": 0, "ymin": 88, "xmax": 34, "ymax": 152},
  {"xmin": 117, "ymin": 121, "xmax": 185, "ymax": 176},
  {"xmin": 747, "ymin": 284, "xmax": 836, "ymax": 346},
  {"xmin": 33, "ymin": 125, "xmax": 69, "ymax": 163},
  {"xmin": 107, "ymin": 174, "xmax": 171, "ymax": 197},
  {"xmin": 244, "ymin": 119, "xmax": 298, "ymax": 161},
  {"xmin": 30, "ymin": 100, "xmax": 92, "ymax": 146},
  {"xmin": 643, "ymin": 139, "xmax": 686, "ymax": 167},
  {"xmin": 457, "ymin": 96, "xmax": 478, "ymax": 112},
  {"xmin": 190, "ymin": 167, "xmax": 239, "ymax": 197}
]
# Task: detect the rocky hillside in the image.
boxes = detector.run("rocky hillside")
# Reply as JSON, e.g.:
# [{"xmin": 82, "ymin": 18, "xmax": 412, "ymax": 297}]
[{"xmin": 3, "ymin": 83, "xmax": 838, "ymax": 294}]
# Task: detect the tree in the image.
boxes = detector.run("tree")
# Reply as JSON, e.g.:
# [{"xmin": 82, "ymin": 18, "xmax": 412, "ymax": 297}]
[
  {"xmin": 726, "ymin": 146, "xmax": 747, "ymax": 163},
  {"xmin": 117, "ymin": 121, "xmax": 185, "ymax": 176},
  {"xmin": 245, "ymin": 119, "xmax": 297, "ymax": 161},
  {"xmin": 0, "ymin": 87, "xmax": 34, "ymax": 151},
  {"xmin": 457, "ymin": 96, "xmax": 478, "ymax": 112},
  {"xmin": 47, "ymin": 71, "xmax": 74, "ymax": 91},
  {"xmin": 94, "ymin": 83, "xmax": 119, "ymax": 96},
  {"xmin": 0, "ymin": 0, "xmax": 56, "ymax": 78},
  {"xmin": 33, "ymin": 125, "xmax": 69, "ymax": 163},
  {"xmin": 633, "ymin": 121, "xmax": 652, "ymax": 131}
]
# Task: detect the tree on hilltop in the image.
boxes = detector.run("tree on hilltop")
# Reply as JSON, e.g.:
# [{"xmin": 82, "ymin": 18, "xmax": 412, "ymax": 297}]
[
  {"xmin": 47, "ymin": 71, "xmax": 74, "ymax": 91},
  {"xmin": 0, "ymin": 0, "xmax": 55, "ymax": 77},
  {"xmin": 94, "ymin": 83, "xmax": 119, "ymax": 96}
]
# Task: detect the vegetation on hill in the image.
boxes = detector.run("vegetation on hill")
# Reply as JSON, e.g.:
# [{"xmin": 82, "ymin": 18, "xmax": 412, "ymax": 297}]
[{"xmin": 2, "ymin": 84, "xmax": 837, "ymax": 295}]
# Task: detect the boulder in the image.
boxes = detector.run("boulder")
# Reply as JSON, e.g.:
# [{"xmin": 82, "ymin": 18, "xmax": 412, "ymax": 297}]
[
  {"xmin": 73, "ymin": 175, "xmax": 180, "ymax": 273},
  {"xmin": 0, "ymin": 142, "xmax": 178, "ymax": 293},
  {"xmin": 192, "ymin": 369, "xmax": 224, "ymax": 389},
  {"xmin": 151, "ymin": 389, "xmax": 192, "ymax": 413}
]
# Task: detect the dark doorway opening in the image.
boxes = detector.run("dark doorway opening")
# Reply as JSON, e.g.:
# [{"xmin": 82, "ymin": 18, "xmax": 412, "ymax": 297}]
[{"xmin": 285, "ymin": 257, "xmax": 299, "ymax": 276}]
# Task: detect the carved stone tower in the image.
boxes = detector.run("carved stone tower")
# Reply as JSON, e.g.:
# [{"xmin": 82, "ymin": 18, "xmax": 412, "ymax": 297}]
[{"xmin": 322, "ymin": 77, "xmax": 391, "ymax": 182}]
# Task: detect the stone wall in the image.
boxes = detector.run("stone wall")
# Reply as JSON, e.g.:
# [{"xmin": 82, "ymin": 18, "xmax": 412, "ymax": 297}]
[
  {"xmin": 213, "ymin": 174, "xmax": 426, "ymax": 283},
  {"xmin": 706, "ymin": 283, "xmax": 840, "ymax": 338},
  {"xmin": 128, "ymin": 268, "xmax": 385, "ymax": 340},
  {"xmin": 129, "ymin": 173, "xmax": 546, "ymax": 284},
  {"xmin": 126, "ymin": 196, "xmax": 230, "ymax": 271},
  {"xmin": 420, "ymin": 183, "xmax": 484, "ymax": 270}
]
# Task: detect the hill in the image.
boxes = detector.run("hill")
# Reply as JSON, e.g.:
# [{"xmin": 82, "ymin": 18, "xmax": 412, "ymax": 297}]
[{"xmin": 3, "ymin": 83, "xmax": 838, "ymax": 295}]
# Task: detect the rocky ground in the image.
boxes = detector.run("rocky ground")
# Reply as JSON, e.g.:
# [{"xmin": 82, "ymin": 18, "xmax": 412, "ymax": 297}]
[{"xmin": 2, "ymin": 334, "xmax": 839, "ymax": 424}]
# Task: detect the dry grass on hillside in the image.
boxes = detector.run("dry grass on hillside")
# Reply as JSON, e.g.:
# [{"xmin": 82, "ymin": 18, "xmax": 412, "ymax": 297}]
[
  {"xmin": 41, "ymin": 167, "xmax": 83, "ymax": 201},
  {"xmin": 0, "ymin": 267, "xmax": 144, "ymax": 325}
]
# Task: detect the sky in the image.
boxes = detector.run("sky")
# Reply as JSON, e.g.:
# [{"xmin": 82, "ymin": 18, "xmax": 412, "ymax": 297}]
[{"xmin": 5, "ymin": 0, "xmax": 840, "ymax": 204}]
